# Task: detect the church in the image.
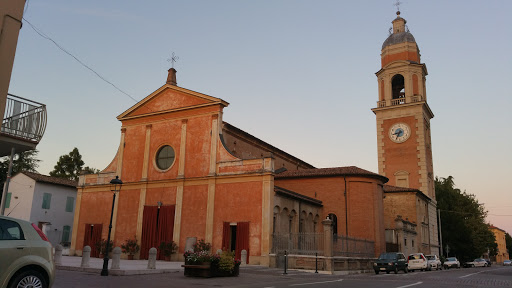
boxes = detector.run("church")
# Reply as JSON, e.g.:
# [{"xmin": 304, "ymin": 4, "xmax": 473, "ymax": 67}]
[{"xmin": 70, "ymin": 11, "xmax": 439, "ymax": 267}]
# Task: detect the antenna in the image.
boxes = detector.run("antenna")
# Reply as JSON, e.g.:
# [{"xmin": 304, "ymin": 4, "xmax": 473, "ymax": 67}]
[{"xmin": 167, "ymin": 52, "xmax": 179, "ymax": 68}]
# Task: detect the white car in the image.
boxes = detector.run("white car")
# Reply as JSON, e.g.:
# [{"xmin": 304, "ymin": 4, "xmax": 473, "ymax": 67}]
[
  {"xmin": 468, "ymin": 258, "xmax": 488, "ymax": 267},
  {"xmin": 443, "ymin": 257, "xmax": 460, "ymax": 269},
  {"xmin": 408, "ymin": 253, "xmax": 428, "ymax": 271},
  {"xmin": 425, "ymin": 254, "xmax": 442, "ymax": 270},
  {"xmin": 503, "ymin": 260, "xmax": 511, "ymax": 266}
]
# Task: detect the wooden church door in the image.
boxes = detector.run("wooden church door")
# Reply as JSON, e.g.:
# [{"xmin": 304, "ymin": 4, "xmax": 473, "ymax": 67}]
[
  {"xmin": 83, "ymin": 223, "xmax": 102, "ymax": 257},
  {"xmin": 140, "ymin": 205, "xmax": 175, "ymax": 259},
  {"xmin": 222, "ymin": 222, "xmax": 250, "ymax": 264}
]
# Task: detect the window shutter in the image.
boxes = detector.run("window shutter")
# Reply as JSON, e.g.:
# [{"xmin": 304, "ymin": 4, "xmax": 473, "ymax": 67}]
[
  {"xmin": 5, "ymin": 193, "xmax": 11, "ymax": 208},
  {"xmin": 42, "ymin": 193, "xmax": 52, "ymax": 209},
  {"xmin": 62, "ymin": 225, "xmax": 71, "ymax": 243},
  {"xmin": 65, "ymin": 197, "xmax": 74, "ymax": 212}
]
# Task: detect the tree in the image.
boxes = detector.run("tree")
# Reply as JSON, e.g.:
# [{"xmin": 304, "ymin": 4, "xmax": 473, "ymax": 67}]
[
  {"xmin": 506, "ymin": 233, "xmax": 512, "ymax": 256},
  {"xmin": 436, "ymin": 176, "xmax": 496, "ymax": 261},
  {"xmin": 0, "ymin": 150, "xmax": 40, "ymax": 184},
  {"xmin": 49, "ymin": 148, "xmax": 86, "ymax": 181}
]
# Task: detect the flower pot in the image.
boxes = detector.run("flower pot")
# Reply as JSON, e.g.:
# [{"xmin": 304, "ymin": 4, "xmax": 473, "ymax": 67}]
[
  {"xmin": 128, "ymin": 255, "xmax": 134, "ymax": 260},
  {"xmin": 164, "ymin": 255, "xmax": 171, "ymax": 261}
]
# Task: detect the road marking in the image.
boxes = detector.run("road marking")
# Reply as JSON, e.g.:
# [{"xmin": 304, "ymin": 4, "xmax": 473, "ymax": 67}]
[
  {"xmin": 459, "ymin": 269, "xmax": 491, "ymax": 278},
  {"xmin": 289, "ymin": 279, "xmax": 343, "ymax": 286},
  {"xmin": 395, "ymin": 282, "xmax": 422, "ymax": 288}
]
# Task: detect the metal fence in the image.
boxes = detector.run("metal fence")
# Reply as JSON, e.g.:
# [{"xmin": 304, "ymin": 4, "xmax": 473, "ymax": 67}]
[
  {"xmin": 272, "ymin": 233, "xmax": 324, "ymax": 256},
  {"xmin": 333, "ymin": 235, "xmax": 374, "ymax": 257}
]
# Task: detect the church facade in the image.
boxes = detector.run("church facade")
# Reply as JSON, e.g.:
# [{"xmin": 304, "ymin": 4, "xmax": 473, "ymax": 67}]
[
  {"xmin": 69, "ymin": 11, "xmax": 441, "ymax": 266},
  {"xmin": 372, "ymin": 11, "xmax": 440, "ymax": 255}
]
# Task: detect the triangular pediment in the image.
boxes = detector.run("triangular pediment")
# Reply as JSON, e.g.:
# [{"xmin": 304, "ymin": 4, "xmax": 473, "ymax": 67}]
[{"xmin": 118, "ymin": 84, "xmax": 229, "ymax": 120}]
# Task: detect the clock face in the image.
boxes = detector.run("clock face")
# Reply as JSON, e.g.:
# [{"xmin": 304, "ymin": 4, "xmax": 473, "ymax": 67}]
[{"xmin": 389, "ymin": 123, "xmax": 411, "ymax": 143}]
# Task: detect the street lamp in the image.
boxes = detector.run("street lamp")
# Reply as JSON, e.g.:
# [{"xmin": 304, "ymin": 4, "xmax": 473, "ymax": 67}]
[{"xmin": 101, "ymin": 176, "xmax": 123, "ymax": 276}]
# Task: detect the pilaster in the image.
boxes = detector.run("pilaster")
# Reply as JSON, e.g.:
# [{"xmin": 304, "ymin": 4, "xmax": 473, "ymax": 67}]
[
  {"xmin": 178, "ymin": 119, "xmax": 187, "ymax": 178},
  {"xmin": 141, "ymin": 125, "xmax": 152, "ymax": 180}
]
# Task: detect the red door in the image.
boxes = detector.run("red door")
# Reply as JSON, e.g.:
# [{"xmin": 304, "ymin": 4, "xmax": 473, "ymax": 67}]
[{"xmin": 83, "ymin": 224, "xmax": 102, "ymax": 257}]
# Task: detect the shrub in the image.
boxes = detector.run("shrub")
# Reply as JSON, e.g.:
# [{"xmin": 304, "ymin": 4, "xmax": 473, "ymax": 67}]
[
  {"xmin": 159, "ymin": 240, "xmax": 178, "ymax": 257},
  {"xmin": 121, "ymin": 236, "xmax": 140, "ymax": 256},
  {"xmin": 95, "ymin": 239, "xmax": 114, "ymax": 255},
  {"xmin": 193, "ymin": 239, "xmax": 211, "ymax": 252}
]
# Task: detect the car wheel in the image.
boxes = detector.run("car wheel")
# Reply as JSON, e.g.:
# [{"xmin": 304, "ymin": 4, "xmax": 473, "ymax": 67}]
[
  {"xmin": 404, "ymin": 267, "xmax": 408, "ymax": 273},
  {"xmin": 386, "ymin": 271, "xmax": 390, "ymax": 274},
  {"xmin": 394, "ymin": 267, "xmax": 398, "ymax": 274},
  {"xmin": 375, "ymin": 270, "xmax": 379, "ymax": 275},
  {"xmin": 8, "ymin": 270, "xmax": 48, "ymax": 288}
]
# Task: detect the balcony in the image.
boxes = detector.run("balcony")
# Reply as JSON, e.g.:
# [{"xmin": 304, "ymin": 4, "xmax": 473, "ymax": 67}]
[
  {"xmin": 0, "ymin": 93, "xmax": 47, "ymax": 156},
  {"xmin": 376, "ymin": 95, "xmax": 423, "ymax": 108}
]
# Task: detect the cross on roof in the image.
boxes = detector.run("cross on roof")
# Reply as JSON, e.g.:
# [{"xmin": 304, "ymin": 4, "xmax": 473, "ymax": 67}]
[
  {"xmin": 394, "ymin": 0, "xmax": 402, "ymax": 12},
  {"xmin": 167, "ymin": 52, "xmax": 179, "ymax": 68}
]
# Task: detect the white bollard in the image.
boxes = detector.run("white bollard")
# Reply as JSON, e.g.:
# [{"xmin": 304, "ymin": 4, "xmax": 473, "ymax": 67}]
[
  {"xmin": 54, "ymin": 244, "xmax": 63, "ymax": 265},
  {"xmin": 111, "ymin": 247, "xmax": 122, "ymax": 269},
  {"xmin": 81, "ymin": 246, "xmax": 91, "ymax": 268},
  {"xmin": 147, "ymin": 247, "xmax": 157, "ymax": 269},
  {"xmin": 241, "ymin": 249, "xmax": 247, "ymax": 266}
]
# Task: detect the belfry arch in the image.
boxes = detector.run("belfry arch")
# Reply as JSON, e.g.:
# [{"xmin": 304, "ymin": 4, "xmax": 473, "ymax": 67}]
[{"xmin": 391, "ymin": 74, "xmax": 405, "ymax": 99}]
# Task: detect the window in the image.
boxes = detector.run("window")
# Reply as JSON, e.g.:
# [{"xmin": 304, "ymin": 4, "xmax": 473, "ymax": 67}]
[
  {"xmin": 61, "ymin": 225, "xmax": 71, "ymax": 243},
  {"xmin": 4, "ymin": 192, "xmax": 11, "ymax": 209},
  {"xmin": 155, "ymin": 145, "xmax": 175, "ymax": 170},
  {"xmin": 65, "ymin": 197, "xmax": 74, "ymax": 212},
  {"xmin": 404, "ymin": 238, "xmax": 407, "ymax": 246},
  {"xmin": 0, "ymin": 219, "xmax": 24, "ymax": 240},
  {"xmin": 42, "ymin": 193, "xmax": 52, "ymax": 209}
]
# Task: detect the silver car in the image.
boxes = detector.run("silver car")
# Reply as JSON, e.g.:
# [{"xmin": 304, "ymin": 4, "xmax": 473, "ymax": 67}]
[{"xmin": 0, "ymin": 215, "xmax": 55, "ymax": 288}]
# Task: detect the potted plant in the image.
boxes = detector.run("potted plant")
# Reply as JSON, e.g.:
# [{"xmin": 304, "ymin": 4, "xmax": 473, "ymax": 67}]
[
  {"xmin": 121, "ymin": 236, "xmax": 140, "ymax": 260},
  {"xmin": 95, "ymin": 239, "xmax": 114, "ymax": 258},
  {"xmin": 159, "ymin": 240, "xmax": 178, "ymax": 261}
]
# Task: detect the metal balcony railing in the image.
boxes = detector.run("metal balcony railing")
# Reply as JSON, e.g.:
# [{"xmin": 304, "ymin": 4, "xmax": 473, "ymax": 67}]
[{"xmin": 2, "ymin": 93, "xmax": 47, "ymax": 143}]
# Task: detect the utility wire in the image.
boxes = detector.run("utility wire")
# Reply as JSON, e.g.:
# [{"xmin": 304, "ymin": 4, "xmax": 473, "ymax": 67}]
[{"xmin": 22, "ymin": 17, "xmax": 139, "ymax": 104}]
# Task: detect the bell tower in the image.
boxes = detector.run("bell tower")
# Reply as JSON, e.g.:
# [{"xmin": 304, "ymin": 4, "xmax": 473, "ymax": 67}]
[{"xmin": 372, "ymin": 11, "xmax": 439, "ymax": 255}]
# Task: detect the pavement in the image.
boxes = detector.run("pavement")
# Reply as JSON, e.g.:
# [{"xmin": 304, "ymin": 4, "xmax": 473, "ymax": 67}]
[{"xmin": 56, "ymin": 256, "xmax": 185, "ymax": 276}]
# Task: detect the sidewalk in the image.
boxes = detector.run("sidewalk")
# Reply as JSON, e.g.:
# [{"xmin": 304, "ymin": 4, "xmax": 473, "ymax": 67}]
[{"xmin": 57, "ymin": 256, "xmax": 184, "ymax": 276}]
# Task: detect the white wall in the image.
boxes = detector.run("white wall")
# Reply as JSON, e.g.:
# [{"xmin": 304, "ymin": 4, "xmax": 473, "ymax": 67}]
[
  {"xmin": 31, "ymin": 181, "xmax": 76, "ymax": 246},
  {"xmin": 3, "ymin": 173, "xmax": 36, "ymax": 220}
]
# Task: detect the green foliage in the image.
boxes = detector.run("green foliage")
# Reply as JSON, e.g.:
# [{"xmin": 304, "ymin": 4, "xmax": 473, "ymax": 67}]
[
  {"xmin": 0, "ymin": 150, "xmax": 40, "ymax": 184},
  {"xmin": 121, "ymin": 236, "xmax": 140, "ymax": 255},
  {"xmin": 159, "ymin": 240, "xmax": 178, "ymax": 257},
  {"xmin": 82, "ymin": 166, "xmax": 100, "ymax": 174},
  {"xmin": 436, "ymin": 176, "xmax": 497, "ymax": 261},
  {"xmin": 95, "ymin": 239, "xmax": 114, "ymax": 255},
  {"xmin": 506, "ymin": 233, "xmax": 512, "ymax": 256},
  {"xmin": 49, "ymin": 147, "xmax": 85, "ymax": 181},
  {"xmin": 218, "ymin": 250, "xmax": 235, "ymax": 272},
  {"xmin": 193, "ymin": 239, "xmax": 212, "ymax": 252}
]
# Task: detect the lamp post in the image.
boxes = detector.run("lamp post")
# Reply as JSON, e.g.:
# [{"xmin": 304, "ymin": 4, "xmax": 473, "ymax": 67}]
[{"xmin": 101, "ymin": 176, "xmax": 123, "ymax": 276}]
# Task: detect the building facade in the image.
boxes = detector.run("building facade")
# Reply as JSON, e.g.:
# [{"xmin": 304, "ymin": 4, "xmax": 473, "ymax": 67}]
[
  {"xmin": 490, "ymin": 225, "xmax": 510, "ymax": 264},
  {"xmin": 70, "ymin": 69, "xmax": 388, "ymax": 266},
  {"xmin": 372, "ymin": 11, "xmax": 440, "ymax": 255},
  {"xmin": 3, "ymin": 172, "xmax": 77, "ymax": 247}
]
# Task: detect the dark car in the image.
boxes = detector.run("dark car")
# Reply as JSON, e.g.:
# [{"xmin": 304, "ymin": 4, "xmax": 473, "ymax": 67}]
[{"xmin": 373, "ymin": 252, "xmax": 408, "ymax": 274}]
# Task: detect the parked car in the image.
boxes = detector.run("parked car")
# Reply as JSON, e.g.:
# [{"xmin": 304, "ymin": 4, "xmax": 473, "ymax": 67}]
[
  {"xmin": 443, "ymin": 257, "xmax": 461, "ymax": 269},
  {"xmin": 503, "ymin": 260, "xmax": 511, "ymax": 266},
  {"xmin": 0, "ymin": 215, "xmax": 55, "ymax": 288},
  {"xmin": 485, "ymin": 259, "xmax": 491, "ymax": 267},
  {"xmin": 465, "ymin": 258, "xmax": 488, "ymax": 267},
  {"xmin": 373, "ymin": 252, "xmax": 409, "ymax": 274},
  {"xmin": 408, "ymin": 253, "xmax": 428, "ymax": 271},
  {"xmin": 425, "ymin": 254, "xmax": 442, "ymax": 270}
]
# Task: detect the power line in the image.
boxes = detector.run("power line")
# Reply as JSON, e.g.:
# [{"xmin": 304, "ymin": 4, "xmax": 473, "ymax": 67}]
[{"xmin": 22, "ymin": 17, "xmax": 139, "ymax": 104}]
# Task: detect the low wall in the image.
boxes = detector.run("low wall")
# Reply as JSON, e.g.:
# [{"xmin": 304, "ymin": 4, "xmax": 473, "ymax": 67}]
[{"xmin": 269, "ymin": 254, "xmax": 376, "ymax": 273}]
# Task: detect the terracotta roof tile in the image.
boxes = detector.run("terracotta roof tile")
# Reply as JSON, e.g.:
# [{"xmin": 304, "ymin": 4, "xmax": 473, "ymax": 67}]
[
  {"xmin": 275, "ymin": 166, "xmax": 388, "ymax": 182},
  {"xmin": 274, "ymin": 186, "xmax": 323, "ymax": 207},
  {"xmin": 383, "ymin": 185, "xmax": 421, "ymax": 193},
  {"xmin": 19, "ymin": 171, "xmax": 78, "ymax": 188}
]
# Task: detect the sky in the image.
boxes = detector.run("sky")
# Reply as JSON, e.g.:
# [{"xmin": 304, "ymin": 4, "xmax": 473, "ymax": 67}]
[{"xmin": 8, "ymin": 1, "xmax": 512, "ymax": 234}]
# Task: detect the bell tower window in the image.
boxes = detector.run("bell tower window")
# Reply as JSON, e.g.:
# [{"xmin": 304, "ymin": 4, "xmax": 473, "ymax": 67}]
[{"xmin": 391, "ymin": 74, "xmax": 405, "ymax": 100}]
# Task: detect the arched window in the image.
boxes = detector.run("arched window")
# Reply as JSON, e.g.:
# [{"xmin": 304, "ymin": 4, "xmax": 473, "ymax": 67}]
[
  {"xmin": 328, "ymin": 213, "xmax": 338, "ymax": 235},
  {"xmin": 391, "ymin": 74, "xmax": 405, "ymax": 99}
]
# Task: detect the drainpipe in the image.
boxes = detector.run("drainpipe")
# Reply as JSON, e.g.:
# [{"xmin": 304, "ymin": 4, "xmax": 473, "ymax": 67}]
[
  {"xmin": 344, "ymin": 176, "xmax": 348, "ymax": 237},
  {"xmin": 0, "ymin": 148, "xmax": 15, "ymax": 215}
]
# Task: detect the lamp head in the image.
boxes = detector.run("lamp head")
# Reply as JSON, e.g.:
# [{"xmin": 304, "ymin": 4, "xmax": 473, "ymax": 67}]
[{"xmin": 110, "ymin": 176, "xmax": 123, "ymax": 192}]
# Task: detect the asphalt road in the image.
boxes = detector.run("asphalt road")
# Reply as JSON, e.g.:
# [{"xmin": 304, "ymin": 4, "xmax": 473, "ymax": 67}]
[{"xmin": 53, "ymin": 265, "xmax": 512, "ymax": 288}]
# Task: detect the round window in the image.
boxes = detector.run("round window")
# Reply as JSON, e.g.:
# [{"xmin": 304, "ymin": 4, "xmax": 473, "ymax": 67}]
[{"xmin": 156, "ymin": 145, "xmax": 175, "ymax": 170}]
